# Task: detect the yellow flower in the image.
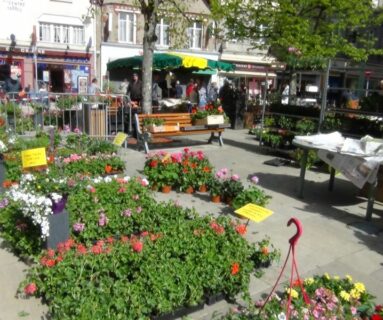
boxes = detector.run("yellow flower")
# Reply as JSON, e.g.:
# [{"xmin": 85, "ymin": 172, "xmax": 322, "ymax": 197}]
[
  {"xmin": 333, "ymin": 275, "xmax": 340, "ymax": 280},
  {"xmin": 354, "ymin": 282, "xmax": 365, "ymax": 293},
  {"xmin": 324, "ymin": 273, "xmax": 330, "ymax": 280},
  {"xmin": 304, "ymin": 277, "xmax": 314, "ymax": 285},
  {"xmin": 286, "ymin": 288, "xmax": 299, "ymax": 299},
  {"xmin": 345, "ymin": 274, "xmax": 353, "ymax": 282},
  {"xmin": 350, "ymin": 288, "xmax": 361, "ymax": 300},
  {"xmin": 340, "ymin": 290, "xmax": 350, "ymax": 301}
]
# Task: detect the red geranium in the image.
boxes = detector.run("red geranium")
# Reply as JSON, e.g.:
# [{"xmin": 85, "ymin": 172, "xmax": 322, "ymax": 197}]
[
  {"xmin": 24, "ymin": 283, "xmax": 37, "ymax": 295},
  {"xmin": 235, "ymin": 224, "xmax": 247, "ymax": 235},
  {"xmin": 149, "ymin": 160, "xmax": 158, "ymax": 168},
  {"xmin": 231, "ymin": 262, "xmax": 240, "ymax": 275},
  {"xmin": 371, "ymin": 314, "xmax": 383, "ymax": 320},
  {"xmin": 105, "ymin": 164, "xmax": 113, "ymax": 174},
  {"xmin": 132, "ymin": 241, "xmax": 143, "ymax": 253}
]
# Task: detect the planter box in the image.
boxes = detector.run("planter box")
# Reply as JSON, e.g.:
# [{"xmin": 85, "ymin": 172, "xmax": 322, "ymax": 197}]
[
  {"xmin": 151, "ymin": 302, "xmax": 204, "ymax": 320},
  {"xmin": 46, "ymin": 209, "xmax": 70, "ymax": 250},
  {"xmin": 194, "ymin": 115, "xmax": 224, "ymax": 126},
  {"xmin": 145, "ymin": 125, "xmax": 180, "ymax": 133},
  {"xmin": 205, "ymin": 292, "xmax": 225, "ymax": 306}
]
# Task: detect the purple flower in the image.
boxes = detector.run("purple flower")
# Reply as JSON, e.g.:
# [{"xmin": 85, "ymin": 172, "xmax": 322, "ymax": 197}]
[
  {"xmin": 73, "ymin": 222, "xmax": 85, "ymax": 232},
  {"xmin": 231, "ymin": 174, "xmax": 240, "ymax": 181},
  {"xmin": 136, "ymin": 206, "xmax": 142, "ymax": 213},
  {"xmin": 123, "ymin": 209, "xmax": 132, "ymax": 217},
  {"xmin": 63, "ymin": 125, "xmax": 71, "ymax": 133},
  {"xmin": 251, "ymin": 176, "xmax": 259, "ymax": 184},
  {"xmin": 98, "ymin": 213, "xmax": 108, "ymax": 226},
  {"xmin": 0, "ymin": 198, "xmax": 9, "ymax": 208}
]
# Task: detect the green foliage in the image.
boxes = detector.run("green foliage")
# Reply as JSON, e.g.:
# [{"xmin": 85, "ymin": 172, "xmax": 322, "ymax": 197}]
[
  {"xmin": 208, "ymin": 177, "xmax": 224, "ymax": 197},
  {"xmin": 321, "ymin": 114, "xmax": 342, "ymax": 132},
  {"xmin": 294, "ymin": 148, "xmax": 321, "ymax": 169},
  {"xmin": 295, "ymin": 118, "xmax": 317, "ymax": 135},
  {"xmin": 65, "ymin": 133, "xmax": 117, "ymax": 155},
  {"xmin": 21, "ymin": 214, "xmax": 256, "ymax": 319},
  {"xmin": 212, "ymin": 0, "xmax": 383, "ymax": 66},
  {"xmin": 142, "ymin": 118, "xmax": 165, "ymax": 126},
  {"xmin": 232, "ymin": 186, "xmax": 271, "ymax": 210},
  {"xmin": 222, "ymin": 178, "xmax": 244, "ymax": 200},
  {"xmin": 277, "ymin": 116, "xmax": 294, "ymax": 130}
]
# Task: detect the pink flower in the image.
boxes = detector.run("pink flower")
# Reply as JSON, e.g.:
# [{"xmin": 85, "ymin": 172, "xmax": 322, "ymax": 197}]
[
  {"xmin": 123, "ymin": 209, "xmax": 132, "ymax": 217},
  {"xmin": 132, "ymin": 241, "xmax": 143, "ymax": 253},
  {"xmin": 183, "ymin": 148, "xmax": 190, "ymax": 153},
  {"xmin": 63, "ymin": 125, "xmax": 70, "ymax": 133},
  {"xmin": 98, "ymin": 213, "xmax": 108, "ymax": 226},
  {"xmin": 132, "ymin": 194, "xmax": 139, "ymax": 200},
  {"xmin": 24, "ymin": 283, "xmax": 37, "ymax": 295},
  {"xmin": 74, "ymin": 127, "xmax": 81, "ymax": 134},
  {"xmin": 171, "ymin": 152, "xmax": 182, "ymax": 163},
  {"xmin": 141, "ymin": 231, "xmax": 149, "ymax": 237},
  {"xmin": 231, "ymin": 174, "xmax": 240, "ymax": 181},
  {"xmin": 351, "ymin": 306, "xmax": 357, "ymax": 315},
  {"xmin": 140, "ymin": 178, "xmax": 149, "ymax": 187},
  {"xmin": 118, "ymin": 187, "xmax": 126, "ymax": 193},
  {"xmin": 136, "ymin": 206, "xmax": 142, "ymax": 213},
  {"xmin": 73, "ymin": 222, "xmax": 85, "ymax": 232},
  {"xmin": 251, "ymin": 176, "xmax": 259, "ymax": 184}
]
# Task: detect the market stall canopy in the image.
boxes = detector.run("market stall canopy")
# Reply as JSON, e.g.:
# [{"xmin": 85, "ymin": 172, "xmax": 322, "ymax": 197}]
[{"xmin": 107, "ymin": 53, "xmax": 235, "ymax": 72}]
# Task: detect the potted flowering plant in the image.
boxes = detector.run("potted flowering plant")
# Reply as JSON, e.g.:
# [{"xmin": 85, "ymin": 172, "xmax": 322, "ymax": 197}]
[
  {"xmin": 208, "ymin": 177, "xmax": 223, "ymax": 203},
  {"xmin": 232, "ymin": 186, "xmax": 271, "ymax": 210},
  {"xmin": 191, "ymin": 101, "xmax": 228, "ymax": 125},
  {"xmin": 250, "ymin": 237, "xmax": 280, "ymax": 269},
  {"xmin": 222, "ymin": 175, "xmax": 244, "ymax": 205}
]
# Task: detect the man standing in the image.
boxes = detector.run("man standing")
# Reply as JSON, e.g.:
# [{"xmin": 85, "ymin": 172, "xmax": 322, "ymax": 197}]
[
  {"xmin": 88, "ymin": 78, "xmax": 100, "ymax": 95},
  {"xmin": 128, "ymin": 73, "xmax": 142, "ymax": 107},
  {"xmin": 127, "ymin": 73, "xmax": 142, "ymax": 138}
]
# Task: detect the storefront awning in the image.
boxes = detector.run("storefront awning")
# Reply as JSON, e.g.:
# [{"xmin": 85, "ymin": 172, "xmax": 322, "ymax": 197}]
[{"xmin": 107, "ymin": 53, "xmax": 235, "ymax": 72}]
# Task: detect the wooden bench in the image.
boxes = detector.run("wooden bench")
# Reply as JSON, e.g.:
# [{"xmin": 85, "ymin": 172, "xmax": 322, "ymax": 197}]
[{"xmin": 135, "ymin": 113, "xmax": 229, "ymax": 153}]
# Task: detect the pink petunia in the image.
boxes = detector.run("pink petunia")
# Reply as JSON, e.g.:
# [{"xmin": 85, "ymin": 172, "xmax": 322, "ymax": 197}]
[
  {"xmin": 251, "ymin": 175, "xmax": 259, "ymax": 184},
  {"xmin": 231, "ymin": 174, "xmax": 240, "ymax": 181},
  {"xmin": 123, "ymin": 209, "xmax": 132, "ymax": 217},
  {"xmin": 73, "ymin": 222, "xmax": 85, "ymax": 232},
  {"xmin": 24, "ymin": 283, "xmax": 37, "ymax": 295},
  {"xmin": 98, "ymin": 213, "xmax": 108, "ymax": 226}
]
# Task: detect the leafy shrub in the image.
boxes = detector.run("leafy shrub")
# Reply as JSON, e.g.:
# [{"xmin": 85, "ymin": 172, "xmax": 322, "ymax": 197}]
[{"xmin": 232, "ymin": 186, "xmax": 271, "ymax": 210}]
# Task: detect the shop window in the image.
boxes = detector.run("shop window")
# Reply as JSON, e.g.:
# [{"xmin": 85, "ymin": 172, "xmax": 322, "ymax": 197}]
[
  {"xmin": 54, "ymin": 25, "xmax": 61, "ymax": 43},
  {"xmin": 156, "ymin": 19, "xmax": 169, "ymax": 47},
  {"xmin": 73, "ymin": 26, "xmax": 84, "ymax": 44},
  {"xmin": 187, "ymin": 22, "xmax": 202, "ymax": 49},
  {"xmin": 119, "ymin": 12, "xmax": 136, "ymax": 43}
]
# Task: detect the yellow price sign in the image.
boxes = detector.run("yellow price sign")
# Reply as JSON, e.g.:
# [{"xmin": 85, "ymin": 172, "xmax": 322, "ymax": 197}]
[
  {"xmin": 235, "ymin": 203, "xmax": 273, "ymax": 223},
  {"xmin": 113, "ymin": 132, "xmax": 128, "ymax": 146},
  {"xmin": 21, "ymin": 148, "xmax": 47, "ymax": 169}
]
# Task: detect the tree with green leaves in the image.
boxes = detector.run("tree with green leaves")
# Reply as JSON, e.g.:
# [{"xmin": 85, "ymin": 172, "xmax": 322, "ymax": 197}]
[
  {"xmin": 133, "ymin": 0, "xmax": 197, "ymax": 114},
  {"xmin": 211, "ymin": 0, "xmax": 383, "ymax": 95}
]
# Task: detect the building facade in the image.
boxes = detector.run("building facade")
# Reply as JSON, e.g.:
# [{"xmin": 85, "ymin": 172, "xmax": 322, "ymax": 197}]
[
  {"xmin": 95, "ymin": 0, "xmax": 221, "ymax": 88},
  {"xmin": 0, "ymin": 0, "xmax": 94, "ymax": 93}
]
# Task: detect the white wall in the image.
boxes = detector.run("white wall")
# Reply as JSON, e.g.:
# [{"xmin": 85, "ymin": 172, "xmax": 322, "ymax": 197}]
[{"xmin": 0, "ymin": 0, "xmax": 93, "ymax": 50}]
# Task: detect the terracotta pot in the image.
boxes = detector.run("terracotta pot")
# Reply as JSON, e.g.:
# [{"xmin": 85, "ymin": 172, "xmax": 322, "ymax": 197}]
[
  {"xmin": 211, "ymin": 195, "xmax": 221, "ymax": 203},
  {"xmin": 198, "ymin": 184, "xmax": 207, "ymax": 193},
  {"xmin": 185, "ymin": 186, "xmax": 194, "ymax": 194},
  {"xmin": 161, "ymin": 185, "xmax": 172, "ymax": 193}
]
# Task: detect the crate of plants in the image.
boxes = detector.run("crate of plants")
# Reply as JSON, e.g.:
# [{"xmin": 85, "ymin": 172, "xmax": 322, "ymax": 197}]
[{"xmin": 143, "ymin": 118, "xmax": 179, "ymax": 133}]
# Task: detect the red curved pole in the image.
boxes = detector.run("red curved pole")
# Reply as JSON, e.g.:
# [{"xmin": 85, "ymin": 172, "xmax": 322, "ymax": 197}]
[{"xmin": 287, "ymin": 217, "xmax": 303, "ymax": 247}]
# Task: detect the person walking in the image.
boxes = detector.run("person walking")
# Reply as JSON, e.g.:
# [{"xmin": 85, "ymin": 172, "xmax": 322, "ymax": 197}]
[{"xmin": 127, "ymin": 73, "xmax": 142, "ymax": 138}]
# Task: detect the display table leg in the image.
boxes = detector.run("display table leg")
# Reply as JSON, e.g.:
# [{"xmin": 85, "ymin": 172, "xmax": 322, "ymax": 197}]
[
  {"xmin": 298, "ymin": 149, "xmax": 308, "ymax": 198},
  {"xmin": 366, "ymin": 180, "xmax": 377, "ymax": 221},
  {"xmin": 328, "ymin": 167, "xmax": 335, "ymax": 191}
]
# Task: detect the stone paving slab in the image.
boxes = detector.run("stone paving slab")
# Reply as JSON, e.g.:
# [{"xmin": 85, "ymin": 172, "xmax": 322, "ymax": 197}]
[{"xmin": 1, "ymin": 129, "xmax": 382, "ymax": 319}]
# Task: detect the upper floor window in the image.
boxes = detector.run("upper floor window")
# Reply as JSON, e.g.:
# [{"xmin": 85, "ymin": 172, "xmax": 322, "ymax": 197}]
[
  {"xmin": 119, "ymin": 12, "xmax": 136, "ymax": 43},
  {"xmin": 39, "ymin": 23, "xmax": 84, "ymax": 44},
  {"xmin": 156, "ymin": 19, "xmax": 169, "ymax": 47},
  {"xmin": 187, "ymin": 22, "xmax": 202, "ymax": 49}
]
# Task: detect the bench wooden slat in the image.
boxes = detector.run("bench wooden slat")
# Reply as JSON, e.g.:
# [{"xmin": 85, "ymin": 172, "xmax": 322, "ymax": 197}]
[{"xmin": 135, "ymin": 113, "xmax": 226, "ymax": 153}]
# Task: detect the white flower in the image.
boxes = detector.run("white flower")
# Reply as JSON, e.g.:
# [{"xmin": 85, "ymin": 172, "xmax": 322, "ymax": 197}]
[
  {"xmin": 0, "ymin": 140, "xmax": 8, "ymax": 153},
  {"xmin": 278, "ymin": 312, "xmax": 286, "ymax": 320},
  {"xmin": 124, "ymin": 176, "xmax": 131, "ymax": 182}
]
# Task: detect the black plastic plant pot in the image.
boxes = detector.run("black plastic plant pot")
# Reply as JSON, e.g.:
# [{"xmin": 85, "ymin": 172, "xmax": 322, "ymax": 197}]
[
  {"xmin": 45, "ymin": 209, "xmax": 70, "ymax": 250},
  {"xmin": 151, "ymin": 302, "xmax": 204, "ymax": 320},
  {"xmin": 205, "ymin": 292, "xmax": 225, "ymax": 306}
]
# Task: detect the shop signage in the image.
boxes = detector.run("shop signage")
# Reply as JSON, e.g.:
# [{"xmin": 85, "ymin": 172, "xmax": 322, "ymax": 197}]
[
  {"xmin": 235, "ymin": 203, "xmax": 273, "ymax": 223},
  {"xmin": 233, "ymin": 63, "xmax": 269, "ymax": 72},
  {"xmin": 113, "ymin": 132, "xmax": 128, "ymax": 146},
  {"xmin": 2, "ymin": 0, "xmax": 25, "ymax": 12},
  {"xmin": 21, "ymin": 148, "xmax": 47, "ymax": 168}
]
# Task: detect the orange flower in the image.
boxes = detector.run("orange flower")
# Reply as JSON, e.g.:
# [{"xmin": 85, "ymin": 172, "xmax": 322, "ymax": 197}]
[
  {"xmin": 203, "ymin": 166, "xmax": 211, "ymax": 173},
  {"xmin": 261, "ymin": 247, "xmax": 269, "ymax": 255},
  {"xmin": 105, "ymin": 165, "xmax": 112, "ymax": 174},
  {"xmin": 191, "ymin": 162, "xmax": 197, "ymax": 169},
  {"xmin": 2, "ymin": 180, "xmax": 13, "ymax": 188},
  {"xmin": 231, "ymin": 262, "xmax": 240, "ymax": 275},
  {"xmin": 235, "ymin": 224, "xmax": 247, "ymax": 236}
]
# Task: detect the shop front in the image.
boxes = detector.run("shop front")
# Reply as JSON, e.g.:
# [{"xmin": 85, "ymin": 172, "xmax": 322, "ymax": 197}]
[{"xmin": 0, "ymin": 47, "xmax": 92, "ymax": 93}]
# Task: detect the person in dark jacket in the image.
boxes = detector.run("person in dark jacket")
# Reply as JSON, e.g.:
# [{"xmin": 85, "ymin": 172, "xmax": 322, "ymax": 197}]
[
  {"xmin": 128, "ymin": 73, "xmax": 142, "ymax": 106},
  {"xmin": 219, "ymin": 80, "xmax": 236, "ymax": 128}
]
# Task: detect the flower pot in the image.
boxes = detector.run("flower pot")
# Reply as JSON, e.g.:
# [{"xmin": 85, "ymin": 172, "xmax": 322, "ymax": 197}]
[
  {"xmin": 259, "ymin": 260, "xmax": 271, "ymax": 268},
  {"xmin": 46, "ymin": 209, "xmax": 70, "ymax": 250},
  {"xmin": 151, "ymin": 302, "xmax": 204, "ymax": 320},
  {"xmin": 205, "ymin": 292, "xmax": 225, "ymax": 306},
  {"xmin": 211, "ymin": 195, "xmax": 221, "ymax": 203},
  {"xmin": 161, "ymin": 185, "xmax": 172, "ymax": 193},
  {"xmin": 198, "ymin": 184, "xmax": 207, "ymax": 193},
  {"xmin": 185, "ymin": 186, "xmax": 194, "ymax": 194}
]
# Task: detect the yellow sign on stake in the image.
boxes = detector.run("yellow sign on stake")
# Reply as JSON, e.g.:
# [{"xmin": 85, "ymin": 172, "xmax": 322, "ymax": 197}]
[
  {"xmin": 21, "ymin": 148, "xmax": 47, "ymax": 169},
  {"xmin": 235, "ymin": 203, "xmax": 274, "ymax": 223},
  {"xmin": 113, "ymin": 132, "xmax": 128, "ymax": 146}
]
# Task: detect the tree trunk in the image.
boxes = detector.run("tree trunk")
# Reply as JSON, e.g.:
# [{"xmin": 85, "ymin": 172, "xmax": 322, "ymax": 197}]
[{"xmin": 141, "ymin": 0, "xmax": 158, "ymax": 114}]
